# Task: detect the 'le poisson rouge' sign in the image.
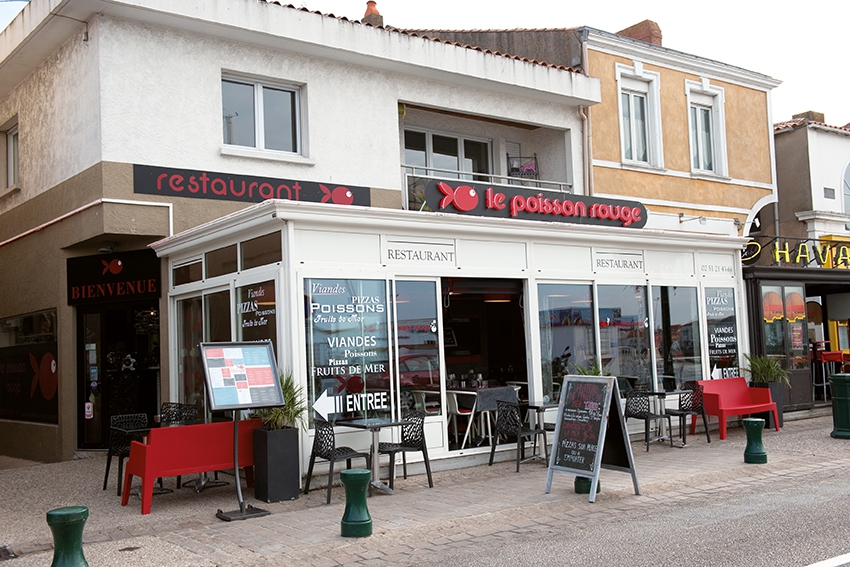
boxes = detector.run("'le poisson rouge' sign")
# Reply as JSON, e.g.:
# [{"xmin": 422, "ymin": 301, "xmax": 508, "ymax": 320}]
[
  {"xmin": 417, "ymin": 179, "xmax": 647, "ymax": 228},
  {"xmin": 133, "ymin": 164, "xmax": 371, "ymax": 207}
]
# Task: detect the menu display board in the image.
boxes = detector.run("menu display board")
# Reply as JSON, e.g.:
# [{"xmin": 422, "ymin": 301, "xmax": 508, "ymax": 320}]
[
  {"xmin": 200, "ymin": 341, "xmax": 283, "ymax": 411},
  {"xmin": 705, "ymin": 287, "xmax": 739, "ymax": 379},
  {"xmin": 546, "ymin": 375, "xmax": 639, "ymax": 502}
]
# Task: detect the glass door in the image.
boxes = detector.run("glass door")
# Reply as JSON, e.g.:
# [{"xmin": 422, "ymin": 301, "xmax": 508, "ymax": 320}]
[
  {"xmin": 597, "ymin": 285, "xmax": 651, "ymax": 388},
  {"xmin": 760, "ymin": 283, "xmax": 808, "ymax": 408}
]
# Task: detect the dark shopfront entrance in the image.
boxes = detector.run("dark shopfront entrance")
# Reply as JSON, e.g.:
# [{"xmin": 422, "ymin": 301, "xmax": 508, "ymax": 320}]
[
  {"xmin": 77, "ymin": 301, "xmax": 160, "ymax": 449},
  {"xmin": 745, "ymin": 265, "xmax": 850, "ymax": 411},
  {"xmin": 68, "ymin": 249, "xmax": 162, "ymax": 450},
  {"xmin": 441, "ymin": 277, "xmax": 528, "ymax": 397}
]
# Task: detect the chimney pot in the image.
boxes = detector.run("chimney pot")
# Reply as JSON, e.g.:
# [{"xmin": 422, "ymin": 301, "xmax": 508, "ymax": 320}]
[
  {"xmin": 363, "ymin": 1, "xmax": 383, "ymax": 27},
  {"xmin": 792, "ymin": 111, "xmax": 825, "ymax": 124},
  {"xmin": 616, "ymin": 20, "xmax": 662, "ymax": 46}
]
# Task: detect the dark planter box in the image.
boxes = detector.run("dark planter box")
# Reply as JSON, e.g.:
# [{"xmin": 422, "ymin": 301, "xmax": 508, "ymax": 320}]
[
  {"xmin": 253, "ymin": 427, "xmax": 300, "ymax": 502},
  {"xmin": 753, "ymin": 382, "xmax": 784, "ymax": 429}
]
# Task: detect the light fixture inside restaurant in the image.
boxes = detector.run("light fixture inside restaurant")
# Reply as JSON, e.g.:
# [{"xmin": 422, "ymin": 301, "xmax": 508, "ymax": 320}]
[
  {"xmin": 484, "ymin": 294, "xmax": 512, "ymax": 303},
  {"xmin": 678, "ymin": 213, "xmax": 707, "ymax": 225}
]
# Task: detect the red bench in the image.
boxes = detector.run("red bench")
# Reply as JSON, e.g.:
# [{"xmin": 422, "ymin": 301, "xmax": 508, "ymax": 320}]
[
  {"xmin": 691, "ymin": 377, "xmax": 779, "ymax": 440},
  {"xmin": 121, "ymin": 419, "xmax": 262, "ymax": 514}
]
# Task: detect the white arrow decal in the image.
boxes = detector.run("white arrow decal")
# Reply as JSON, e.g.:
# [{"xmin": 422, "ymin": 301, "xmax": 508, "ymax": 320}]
[{"xmin": 312, "ymin": 389, "xmax": 340, "ymax": 421}]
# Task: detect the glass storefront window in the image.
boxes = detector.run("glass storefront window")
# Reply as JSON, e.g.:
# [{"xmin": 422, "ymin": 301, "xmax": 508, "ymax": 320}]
[
  {"xmin": 652, "ymin": 286, "xmax": 702, "ymax": 389},
  {"xmin": 393, "ymin": 281, "xmax": 441, "ymax": 415},
  {"xmin": 705, "ymin": 287, "xmax": 739, "ymax": 378},
  {"xmin": 538, "ymin": 284, "xmax": 595, "ymax": 401},
  {"xmin": 597, "ymin": 285, "xmax": 651, "ymax": 387},
  {"xmin": 0, "ymin": 309, "xmax": 58, "ymax": 423},
  {"xmin": 236, "ymin": 280, "xmax": 277, "ymax": 356},
  {"xmin": 173, "ymin": 261, "xmax": 202, "ymax": 286},
  {"xmin": 304, "ymin": 279, "xmax": 390, "ymax": 424},
  {"xmin": 177, "ymin": 297, "xmax": 204, "ymax": 410},
  {"xmin": 206, "ymin": 245, "xmax": 237, "ymax": 278},
  {"xmin": 241, "ymin": 232, "xmax": 282, "ymax": 271},
  {"xmin": 204, "ymin": 290, "xmax": 231, "ymax": 342}
]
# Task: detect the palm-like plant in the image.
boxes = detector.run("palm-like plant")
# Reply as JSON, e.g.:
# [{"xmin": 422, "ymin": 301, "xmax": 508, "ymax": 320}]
[
  {"xmin": 251, "ymin": 371, "xmax": 308, "ymax": 430},
  {"xmin": 742, "ymin": 354, "xmax": 791, "ymax": 388}
]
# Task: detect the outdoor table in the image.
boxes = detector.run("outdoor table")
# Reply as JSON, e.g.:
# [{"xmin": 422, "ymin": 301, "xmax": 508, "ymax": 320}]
[
  {"xmin": 339, "ymin": 417, "xmax": 411, "ymax": 495},
  {"xmin": 524, "ymin": 400, "xmax": 558, "ymax": 462},
  {"xmin": 624, "ymin": 389, "xmax": 686, "ymax": 447}
]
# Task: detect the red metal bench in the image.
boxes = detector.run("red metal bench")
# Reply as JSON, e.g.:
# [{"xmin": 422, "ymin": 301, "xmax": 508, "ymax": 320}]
[
  {"xmin": 121, "ymin": 419, "xmax": 262, "ymax": 514},
  {"xmin": 691, "ymin": 377, "xmax": 780, "ymax": 440}
]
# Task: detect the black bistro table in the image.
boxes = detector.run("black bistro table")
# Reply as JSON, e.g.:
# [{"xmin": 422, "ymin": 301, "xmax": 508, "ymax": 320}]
[
  {"xmin": 525, "ymin": 399, "xmax": 558, "ymax": 462},
  {"xmin": 624, "ymin": 388, "xmax": 687, "ymax": 447},
  {"xmin": 339, "ymin": 417, "xmax": 411, "ymax": 495}
]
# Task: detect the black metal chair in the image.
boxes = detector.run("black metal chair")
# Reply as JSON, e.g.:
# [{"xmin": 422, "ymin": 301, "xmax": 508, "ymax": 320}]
[
  {"xmin": 666, "ymin": 383, "xmax": 711, "ymax": 445},
  {"xmin": 159, "ymin": 402, "xmax": 200, "ymax": 488},
  {"xmin": 304, "ymin": 418, "xmax": 371, "ymax": 504},
  {"xmin": 378, "ymin": 410, "xmax": 433, "ymax": 490},
  {"xmin": 488, "ymin": 399, "xmax": 547, "ymax": 472},
  {"xmin": 103, "ymin": 412, "xmax": 148, "ymax": 496},
  {"xmin": 624, "ymin": 390, "xmax": 673, "ymax": 451}
]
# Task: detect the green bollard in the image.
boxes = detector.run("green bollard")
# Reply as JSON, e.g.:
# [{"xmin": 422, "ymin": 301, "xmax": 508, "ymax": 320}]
[
  {"xmin": 46, "ymin": 506, "xmax": 89, "ymax": 567},
  {"xmin": 340, "ymin": 469, "xmax": 372, "ymax": 537},
  {"xmin": 829, "ymin": 374, "xmax": 850, "ymax": 439},
  {"xmin": 574, "ymin": 476, "xmax": 600, "ymax": 494},
  {"xmin": 743, "ymin": 417, "xmax": 767, "ymax": 464}
]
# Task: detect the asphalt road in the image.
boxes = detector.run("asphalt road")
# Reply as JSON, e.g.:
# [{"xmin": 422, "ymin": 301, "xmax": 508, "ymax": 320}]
[{"xmin": 412, "ymin": 465, "xmax": 850, "ymax": 567}]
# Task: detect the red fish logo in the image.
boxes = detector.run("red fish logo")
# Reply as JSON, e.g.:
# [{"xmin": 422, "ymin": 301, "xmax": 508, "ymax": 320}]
[
  {"xmin": 334, "ymin": 374, "xmax": 365, "ymax": 394},
  {"xmin": 437, "ymin": 182, "xmax": 478, "ymax": 212},
  {"xmin": 101, "ymin": 259, "xmax": 123, "ymax": 275},
  {"xmin": 319, "ymin": 184, "xmax": 354, "ymax": 206},
  {"xmin": 30, "ymin": 352, "xmax": 58, "ymax": 400}
]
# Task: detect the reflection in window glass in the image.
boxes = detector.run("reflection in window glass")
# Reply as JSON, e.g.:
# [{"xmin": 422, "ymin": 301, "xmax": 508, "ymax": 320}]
[
  {"xmin": 404, "ymin": 130, "xmax": 427, "ymax": 175},
  {"xmin": 173, "ymin": 261, "xmax": 202, "ymax": 286},
  {"xmin": 205, "ymin": 245, "xmax": 237, "ymax": 278},
  {"xmin": 304, "ymin": 279, "xmax": 389, "ymax": 425},
  {"xmin": 241, "ymin": 232, "xmax": 281, "ymax": 270},
  {"xmin": 432, "ymin": 134, "xmax": 459, "ymax": 178},
  {"xmin": 263, "ymin": 86, "xmax": 297, "ymax": 152},
  {"xmin": 597, "ymin": 285, "xmax": 651, "ymax": 387},
  {"xmin": 236, "ymin": 281, "xmax": 277, "ymax": 356},
  {"xmin": 463, "ymin": 139, "xmax": 489, "ymax": 181},
  {"xmin": 204, "ymin": 290, "xmax": 231, "ymax": 342},
  {"xmin": 652, "ymin": 286, "xmax": 702, "ymax": 389},
  {"xmin": 222, "ymin": 80, "xmax": 255, "ymax": 147},
  {"xmin": 392, "ymin": 281, "xmax": 441, "ymax": 416},
  {"xmin": 177, "ymin": 297, "xmax": 205, "ymax": 411},
  {"xmin": 538, "ymin": 284, "xmax": 596, "ymax": 401}
]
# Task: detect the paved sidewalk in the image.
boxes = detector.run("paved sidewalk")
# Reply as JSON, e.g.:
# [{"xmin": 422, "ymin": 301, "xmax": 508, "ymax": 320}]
[{"xmin": 1, "ymin": 413, "xmax": 847, "ymax": 566}]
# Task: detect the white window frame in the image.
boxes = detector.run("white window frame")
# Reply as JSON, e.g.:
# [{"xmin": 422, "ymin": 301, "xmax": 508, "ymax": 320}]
[
  {"xmin": 686, "ymin": 78, "xmax": 727, "ymax": 177},
  {"xmin": 6, "ymin": 123, "xmax": 18, "ymax": 188},
  {"xmin": 221, "ymin": 74, "xmax": 302, "ymax": 156},
  {"xmin": 403, "ymin": 127, "xmax": 492, "ymax": 180},
  {"xmin": 616, "ymin": 62, "xmax": 663, "ymax": 168}
]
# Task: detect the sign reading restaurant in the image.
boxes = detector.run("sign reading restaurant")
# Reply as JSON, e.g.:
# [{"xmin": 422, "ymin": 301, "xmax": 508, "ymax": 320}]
[
  {"xmin": 410, "ymin": 178, "xmax": 648, "ymax": 229},
  {"xmin": 134, "ymin": 164, "xmax": 371, "ymax": 207},
  {"xmin": 743, "ymin": 235, "xmax": 850, "ymax": 268}
]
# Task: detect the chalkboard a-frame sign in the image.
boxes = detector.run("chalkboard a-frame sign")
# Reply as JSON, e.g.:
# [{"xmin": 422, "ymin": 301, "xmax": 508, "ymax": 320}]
[{"xmin": 545, "ymin": 375, "xmax": 640, "ymax": 502}]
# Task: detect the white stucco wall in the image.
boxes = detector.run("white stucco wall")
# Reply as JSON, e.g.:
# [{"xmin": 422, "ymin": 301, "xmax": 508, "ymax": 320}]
[
  {"xmin": 807, "ymin": 127, "xmax": 850, "ymax": 214},
  {"xmin": 0, "ymin": 22, "xmax": 100, "ymax": 210},
  {"xmin": 95, "ymin": 15, "xmax": 586, "ymax": 192}
]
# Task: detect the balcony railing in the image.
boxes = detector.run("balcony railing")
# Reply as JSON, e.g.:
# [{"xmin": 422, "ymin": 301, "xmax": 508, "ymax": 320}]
[{"xmin": 402, "ymin": 164, "xmax": 571, "ymax": 195}]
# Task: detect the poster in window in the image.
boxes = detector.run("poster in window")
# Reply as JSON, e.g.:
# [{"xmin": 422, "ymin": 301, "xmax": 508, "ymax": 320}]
[
  {"xmin": 304, "ymin": 279, "xmax": 390, "ymax": 420},
  {"xmin": 705, "ymin": 287, "xmax": 739, "ymax": 379}
]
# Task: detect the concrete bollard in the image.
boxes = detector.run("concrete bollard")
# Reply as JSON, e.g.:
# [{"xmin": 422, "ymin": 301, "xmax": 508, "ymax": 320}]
[
  {"xmin": 340, "ymin": 469, "xmax": 372, "ymax": 537},
  {"xmin": 46, "ymin": 506, "xmax": 89, "ymax": 567},
  {"xmin": 743, "ymin": 417, "xmax": 767, "ymax": 464}
]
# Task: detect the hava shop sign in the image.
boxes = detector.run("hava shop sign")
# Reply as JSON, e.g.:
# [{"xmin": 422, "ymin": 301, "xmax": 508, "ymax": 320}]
[
  {"xmin": 67, "ymin": 249, "xmax": 160, "ymax": 305},
  {"xmin": 743, "ymin": 237, "xmax": 850, "ymax": 268},
  {"xmin": 133, "ymin": 164, "xmax": 371, "ymax": 207},
  {"xmin": 416, "ymin": 179, "xmax": 647, "ymax": 228}
]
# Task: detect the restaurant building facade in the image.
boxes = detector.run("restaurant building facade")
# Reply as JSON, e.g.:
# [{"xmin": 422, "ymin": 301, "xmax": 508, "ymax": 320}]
[{"xmin": 0, "ymin": 0, "xmax": 778, "ymax": 469}]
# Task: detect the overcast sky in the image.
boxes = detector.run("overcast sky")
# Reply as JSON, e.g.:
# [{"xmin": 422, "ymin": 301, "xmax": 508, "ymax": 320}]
[
  {"xmin": 307, "ymin": 0, "xmax": 850, "ymax": 127},
  {"xmin": 0, "ymin": 1, "xmax": 845, "ymax": 126}
]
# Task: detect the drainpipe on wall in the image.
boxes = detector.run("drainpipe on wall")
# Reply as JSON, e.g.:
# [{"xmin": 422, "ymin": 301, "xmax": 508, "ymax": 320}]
[{"xmin": 581, "ymin": 30, "xmax": 593, "ymax": 196}]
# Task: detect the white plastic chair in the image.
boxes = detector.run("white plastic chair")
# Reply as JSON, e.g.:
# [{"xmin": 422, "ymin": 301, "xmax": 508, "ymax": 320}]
[{"xmin": 446, "ymin": 390, "xmax": 476, "ymax": 448}]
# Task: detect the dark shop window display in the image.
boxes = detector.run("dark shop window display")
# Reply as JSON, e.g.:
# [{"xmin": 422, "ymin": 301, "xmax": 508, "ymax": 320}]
[{"xmin": 0, "ymin": 310, "xmax": 58, "ymax": 423}]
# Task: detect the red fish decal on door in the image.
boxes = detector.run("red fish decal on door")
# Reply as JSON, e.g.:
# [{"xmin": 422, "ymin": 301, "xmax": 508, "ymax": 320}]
[
  {"xmin": 437, "ymin": 182, "xmax": 478, "ymax": 212},
  {"xmin": 319, "ymin": 184, "xmax": 354, "ymax": 206},
  {"xmin": 30, "ymin": 352, "xmax": 58, "ymax": 400}
]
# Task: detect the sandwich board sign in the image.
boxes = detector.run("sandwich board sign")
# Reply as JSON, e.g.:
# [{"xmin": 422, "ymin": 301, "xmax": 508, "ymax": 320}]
[{"xmin": 545, "ymin": 375, "xmax": 640, "ymax": 502}]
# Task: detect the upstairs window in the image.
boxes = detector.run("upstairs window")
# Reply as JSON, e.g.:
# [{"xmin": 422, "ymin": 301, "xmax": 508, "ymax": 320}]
[
  {"xmin": 403, "ymin": 129, "xmax": 491, "ymax": 181},
  {"xmin": 843, "ymin": 164, "xmax": 850, "ymax": 230},
  {"xmin": 6, "ymin": 122, "xmax": 18, "ymax": 188},
  {"xmin": 686, "ymin": 79, "xmax": 727, "ymax": 176},
  {"xmin": 616, "ymin": 63, "xmax": 662, "ymax": 167},
  {"xmin": 222, "ymin": 77, "xmax": 300, "ymax": 154}
]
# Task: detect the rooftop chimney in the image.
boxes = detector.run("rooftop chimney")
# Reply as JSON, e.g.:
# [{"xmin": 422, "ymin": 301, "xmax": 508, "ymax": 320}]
[
  {"xmin": 792, "ymin": 111, "xmax": 825, "ymax": 124},
  {"xmin": 362, "ymin": 1, "xmax": 383, "ymax": 27},
  {"xmin": 616, "ymin": 20, "xmax": 662, "ymax": 46}
]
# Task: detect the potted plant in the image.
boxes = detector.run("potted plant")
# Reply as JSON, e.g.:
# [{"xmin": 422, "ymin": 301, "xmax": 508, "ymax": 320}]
[
  {"xmin": 250, "ymin": 371, "xmax": 307, "ymax": 502},
  {"xmin": 742, "ymin": 353, "xmax": 790, "ymax": 429}
]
